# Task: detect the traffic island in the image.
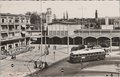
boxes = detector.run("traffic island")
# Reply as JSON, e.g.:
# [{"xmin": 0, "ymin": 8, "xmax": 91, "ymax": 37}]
[{"xmin": 25, "ymin": 56, "xmax": 69, "ymax": 77}]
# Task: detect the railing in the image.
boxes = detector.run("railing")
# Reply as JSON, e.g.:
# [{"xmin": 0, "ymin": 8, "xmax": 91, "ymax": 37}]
[
  {"xmin": 48, "ymin": 29, "xmax": 120, "ymax": 38},
  {"xmin": 75, "ymin": 29, "xmax": 120, "ymax": 35},
  {"xmin": 1, "ymin": 37, "xmax": 8, "ymax": 40},
  {"xmin": 75, "ymin": 29, "xmax": 120, "ymax": 33},
  {"xmin": 1, "ymin": 29, "xmax": 8, "ymax": 33},
  {"xmin": 1, "ymin": 36, "xmax": 21, "ymax": 41},
  {"xmin": 49, "ymin": 31, "xmax": 68, "ymax": 36}
]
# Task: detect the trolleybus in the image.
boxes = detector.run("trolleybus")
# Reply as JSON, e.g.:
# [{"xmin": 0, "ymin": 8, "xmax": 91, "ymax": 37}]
[{"xmin": 69, "ymin": 48, "xmax": 106, "ymax": 63}]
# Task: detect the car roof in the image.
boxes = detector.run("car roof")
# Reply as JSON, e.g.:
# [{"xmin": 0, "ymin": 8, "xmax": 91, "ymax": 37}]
[{"xmin": 71, "ymin": 48, "xmax": 105, "ymax": 55}]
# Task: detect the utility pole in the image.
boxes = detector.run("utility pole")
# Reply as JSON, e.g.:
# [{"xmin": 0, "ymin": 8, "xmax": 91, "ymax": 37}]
[
  {"xmin": 61, "ymin": 68, "xmax": 64, "ymax": 77},
  {"xmin": 0, "ymin": 4, "xmax": 1, "ymax": 54},
  {"xmin": 67, "ymin": 23, "xmax": 69, "ymax": 54},
  {"xmin": 40, "ymin": 0, "xmax": 43, "ymax": 61},
  {"xmin": 119, "ymin": 0, "xmax": 120, "ymax": 50},
  {"xmin": 44, "ymin": 23, "xmax": 47, "ymax": 62}
]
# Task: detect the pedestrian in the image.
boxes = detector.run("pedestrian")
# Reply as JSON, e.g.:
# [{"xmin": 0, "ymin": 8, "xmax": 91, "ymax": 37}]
[
  {"xmin": 4, "ymin": 50, "xmax": 7, "ymax": 55},
  {"xmin": 44, "ymin": 46, "xmax": 49, "ymax": 55},
  {"xmin": 39, "ymin": 61, "xmax": 43, "ymax": 70},
  {"xmin": 38, "ymin": 46, "xmax": 40, "ymax": 50},
  {"xmin": 34, "ymin": 61, "xmax": 37, "ymax": 68},
  {"xmin": 44, "ymin": 62, "xmax": 48, "ymax": 68},
  {"xmin": 11, "ymin": 55, "xmax": 14, "ymax": 59},
  {"xmin": 14, "ymin": 54, "xmax": 16, "ymax": 59},
  {"xmin": 42, "ymin": 62, "xmax": 45, "ymax": 69},
  {"xmin": 53, "ymin": 45, "xmax": 56, "ymax": 50},
  {"xmin": 11, "ymin": 54, "xmax": 16, "ymax": 59},
  {"xmin": 48, "ymin": 44, "xmax": 50, "ymax": 48}
]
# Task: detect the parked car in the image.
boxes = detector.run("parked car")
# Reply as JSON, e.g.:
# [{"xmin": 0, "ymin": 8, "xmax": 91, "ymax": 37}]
[
  {"xmin": 99, "ymin": 43, "xmax": 109, "ymax": 47},
  {"xmin": 87, "ymin": 44, "xmax": 94, "ymax": 48},
  {"xmin": 71, "ymin": 45, "xmax": 85, "ymax": 52}
]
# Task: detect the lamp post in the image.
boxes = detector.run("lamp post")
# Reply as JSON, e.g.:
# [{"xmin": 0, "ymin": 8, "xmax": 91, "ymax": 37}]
[
  {"xmin": 61, "ymin": 68, "xmax": 64, "ymax": 77},
  {"xmin": 67, "ymin": 23, "xmax": 69, "ymax": 54},
  {"xmin": 118, "ymin": 37, "xmax": 120, "ymax": 49},
  {"xmin": 10, "ymin": 64, "xmax": 14, "ymax": 77},
  {"xmin": 0, "ymin": 6, "xmax": 1, "ymax": 54},
  {"xmin": 53, "ymin": 51, "xmax": 55, "ymax": 61},
  {"xmin": 10, "ymin": 64, "xmax": 17, "ymax": 77},
  {"xmin": 80, "ymin": 56, "xmax": 85, "ymax": 75},
  {"xmin": 115, "ymin": 63, "xmax": 120, "ymax": 77},
  {"xmin": 80, "ymin": 57, "xmax": 83, "ymax": 71},
  {"xmin": 40, "ymin": 0, "xmax": 43, "ymax": 61},
  {"xmin": 44, "ymin": 23, "xmax": 48, "ymax": 62},
  {"xmin": 116, "ymin": 68, "xmax": 120, "ymax": 77}
]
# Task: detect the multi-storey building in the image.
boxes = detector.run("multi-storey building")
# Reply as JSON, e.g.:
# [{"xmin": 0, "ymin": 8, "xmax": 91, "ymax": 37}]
[{"xmin": 0, "ymin": 13, "xmax": 31, "ymax": 55}]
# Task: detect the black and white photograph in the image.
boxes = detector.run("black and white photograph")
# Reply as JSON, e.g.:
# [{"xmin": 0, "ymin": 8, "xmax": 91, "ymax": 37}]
[{"xmin": 0, "ymin": 0, "xmax": 120, "ymax": 77}]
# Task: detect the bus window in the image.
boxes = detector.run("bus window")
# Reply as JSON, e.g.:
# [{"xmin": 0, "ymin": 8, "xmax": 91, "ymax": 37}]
[
  {"xmin": 87, "ymin": 53, "xmax": 90, "ymax": 56},
  {"xmin": 96, "ymin": 52, "xmax": 98, "ymax": 55}
]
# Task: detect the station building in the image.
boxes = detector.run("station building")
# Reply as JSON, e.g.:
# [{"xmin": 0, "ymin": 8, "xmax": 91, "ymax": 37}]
[
  {"xmin": 46, "ymin": 16, "xmax": 120, "ymax": 47},
  {"xmin": 29, "ymin": 9, "xmax": 120, "ymax": 49}
]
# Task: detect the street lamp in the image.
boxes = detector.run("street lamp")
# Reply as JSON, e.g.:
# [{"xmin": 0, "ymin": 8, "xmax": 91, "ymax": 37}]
[
  {"xmin": 10, "ymin": 64, "xmax": 14, "ymax": 77},
  {"xmin": 44, "ymin": 23, "xmax": 48, "ymax": 62},
  {"xmin": 53, "ymin": 51, "xmax": 55, "ymax": 61},
  {"xmin": 40, "ymin": 0, "xmax": 43, "ymax": 61},
  {"xmin": 80, "ymin": 56, "xmax": 85, "ymax": 73},
  {"xmin": 115, "ymin": 63, "xmax": 120, "ymax": 77},
  {"xmin": 10, "ymin": 64, "xmax": 18, "ymax": 77},
  {"xmin": 61, "ymin": 68, "xmax": 64, "ymax": 77},
  {"xmin": 67, "ymin": 23, "xmax": 69, "ymax": 54}
]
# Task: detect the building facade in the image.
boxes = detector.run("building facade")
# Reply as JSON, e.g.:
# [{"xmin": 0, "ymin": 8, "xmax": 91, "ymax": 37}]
[
  {"xmin": 46, "ymin": 16, "xmax": 120, "ymax": 46},
  {"xmin": 0, "ymin": 13, "xmax": 31, "ymax": 55}
]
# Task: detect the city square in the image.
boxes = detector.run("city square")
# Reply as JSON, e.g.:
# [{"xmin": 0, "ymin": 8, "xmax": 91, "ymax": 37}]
[{"xmin": 0, "ymin": 0, "xmax": 120, "ymax": 77}]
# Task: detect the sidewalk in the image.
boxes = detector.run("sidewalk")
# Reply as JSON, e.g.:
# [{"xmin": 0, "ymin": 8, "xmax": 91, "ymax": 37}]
[
  {"xmin": 1, "ymin": 45, "xmax": 120, "ymax": 77},
  {"xmin": 0, "ymin": 44, "xmax": 73, "ymax": 77}
]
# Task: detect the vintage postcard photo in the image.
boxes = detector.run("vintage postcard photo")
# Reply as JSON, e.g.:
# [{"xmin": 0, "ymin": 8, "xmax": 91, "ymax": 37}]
[{"xmin": 0, "ymin": 0, "xmax": 120, "ymax": 77}]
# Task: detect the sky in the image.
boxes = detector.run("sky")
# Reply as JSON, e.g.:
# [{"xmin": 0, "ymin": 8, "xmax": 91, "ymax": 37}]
[{"xmin": 0, "ymin": 1, "xmax": 119, "ymax": 18}]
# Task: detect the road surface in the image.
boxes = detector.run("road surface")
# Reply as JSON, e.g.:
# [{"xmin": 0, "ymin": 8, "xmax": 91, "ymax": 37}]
[{"xmin": 28, "ymin": 56, "xmax": 120, "ymax": 77}]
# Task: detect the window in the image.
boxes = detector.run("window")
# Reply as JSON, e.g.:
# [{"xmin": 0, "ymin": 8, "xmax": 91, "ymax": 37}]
[
  {"xmin": 15, "ymin": 25, "xmax": 19, "ymax": 29},
  {"xmin": 109, "ymin": 19, "xmax": 114, "ymax": 25},
  {"xmin": 76, "ymin": 55, "xmax": 78, "ymax": 57},
  {"xmin": 1, "ymin": 47, "xmax": 5, "ymax": 51},
  {"xmin": 8, "ymin": 45, "xmax": 12, "ymax": 49},
  {"xmin": 2, "ymin": 19, "xmax": 4, "ymax": 23},
  {"xmin": 15, "ymin": 44, "xmax": 18, "ymax": 47},
  {"xmin": 15, "ymin": 19, "xmax": 19, "ymax": 23},
  {"xmin": 100, "ymin": 19, "xmax": 105, "ymax": 25},
  {"xmin": 27, "ymin": 20, "xmax": 28, "ymax": 23}
]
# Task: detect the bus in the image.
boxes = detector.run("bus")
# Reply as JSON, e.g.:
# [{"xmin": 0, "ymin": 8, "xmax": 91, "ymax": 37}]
[{"xmin": 69, "ymin": 48, "xmax": 106, "ymax": 63}]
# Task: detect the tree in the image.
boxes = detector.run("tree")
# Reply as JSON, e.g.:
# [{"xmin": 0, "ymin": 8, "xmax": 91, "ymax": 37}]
[
  {"xmin": 25, "ymin": 12, "xmax": 46, "ymax": 31},
  {"xmin": 30, "ymin": 12, "xmax": 41, "ymax": 24},
  {"xmin": 25, "ymin": 12, "xmax": 32, "ymax": 16}
]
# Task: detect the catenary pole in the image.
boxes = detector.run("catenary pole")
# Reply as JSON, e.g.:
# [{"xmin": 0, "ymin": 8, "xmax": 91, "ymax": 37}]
[{"xmin": 40, "ymin": 0, "xmax": 43, "ymax": 61}]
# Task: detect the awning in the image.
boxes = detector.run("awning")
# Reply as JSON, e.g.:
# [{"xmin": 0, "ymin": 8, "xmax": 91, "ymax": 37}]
[
  {"xmin": 31, "ymin": 37, "xmax": 37, "ymax": 41},
  {"xmin": 21, "ymin": 31, "xmax": 26, "ymax": 34},
  {"xmin": 21, "ymin": 25, "xmax": 26, "ymax": 27}
]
